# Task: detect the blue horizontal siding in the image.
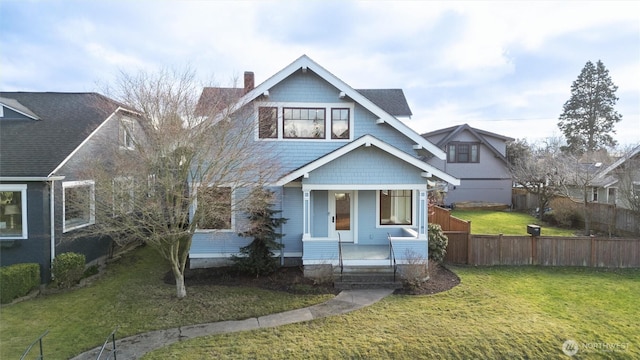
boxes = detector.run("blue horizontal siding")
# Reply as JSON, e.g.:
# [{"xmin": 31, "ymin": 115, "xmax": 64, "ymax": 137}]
[{"xmin": 302, "ymin": 240, "xmax": 339, "ymax": 261}]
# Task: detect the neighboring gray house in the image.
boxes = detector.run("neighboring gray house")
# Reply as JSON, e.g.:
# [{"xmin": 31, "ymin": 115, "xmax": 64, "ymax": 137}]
[
  {"xmin": 589, "ymin": 144, "xmax": 640, "ymax": 210},
  {"xmin": 421, "ymin": 124, "xmax": 514, "ymax": 207},
  {"xmin": 189, "ymin": 55, "xmax": 459, "ymax": 280},
  {"xmin": 0, "ymin": 92, "xmax": 139, "ymax": 282}
]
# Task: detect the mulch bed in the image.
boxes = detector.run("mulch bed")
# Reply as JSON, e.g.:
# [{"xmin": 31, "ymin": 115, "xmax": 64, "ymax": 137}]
[{"xmin": 166, "ymin": 262, "xmax": 460, "ymax": 296}]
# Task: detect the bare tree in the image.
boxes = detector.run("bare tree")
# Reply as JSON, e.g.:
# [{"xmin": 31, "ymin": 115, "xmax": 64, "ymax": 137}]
[
  {"xmin": 611, "ymin": 145, "xmax": 640, "ymax": 214},
  {"xmin": 510, "ymin": 144, "xmax": 568, "ymax": 220},
  {"xmin": 78, "ymin": 67, "xmax": 277, "ymax": 298}
]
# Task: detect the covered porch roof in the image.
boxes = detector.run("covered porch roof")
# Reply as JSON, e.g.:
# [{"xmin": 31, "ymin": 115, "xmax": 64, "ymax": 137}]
[{"xmin": 274, "ymin": 135, "xmax": 460, "ymax": 187}]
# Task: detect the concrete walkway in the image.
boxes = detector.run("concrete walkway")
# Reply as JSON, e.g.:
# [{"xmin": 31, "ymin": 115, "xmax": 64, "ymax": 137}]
[{"xmin": 71, "ymin": 289, "xmax": 393, "ymax": 360}]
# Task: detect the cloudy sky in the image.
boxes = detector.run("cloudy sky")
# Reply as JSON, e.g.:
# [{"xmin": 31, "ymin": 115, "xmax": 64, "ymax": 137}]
[{"xmin": 2, "ymin": 0, "xmax": 639, "ymax": 146}]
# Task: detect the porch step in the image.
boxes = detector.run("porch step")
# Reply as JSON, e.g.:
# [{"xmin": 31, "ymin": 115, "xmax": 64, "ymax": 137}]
[{"xmin": 333, "ymin": 268, "xmax": 403, "ymax": 290}]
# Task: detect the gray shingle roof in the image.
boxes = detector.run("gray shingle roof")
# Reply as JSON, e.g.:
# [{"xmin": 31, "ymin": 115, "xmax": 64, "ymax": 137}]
[
  {"xmin": 0, "ymin": 92, "xmax": 120, "ymax": 177},
  {"xmin": 356, "ymin": 89, "xmax": 413, "ymax": 117}
]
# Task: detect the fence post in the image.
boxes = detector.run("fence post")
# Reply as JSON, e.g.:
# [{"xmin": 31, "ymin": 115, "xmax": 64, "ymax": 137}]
[
  {"xmin": 591, "ymin": 236, "xmax": 596, "ymax": 267},
  {"xmin": 467, "ymin": 233, "xmax": 472, "ymax": 265},
  {"xmin": 531, "ymin": 235, "xmax": 536, "ymax": 265},
  {"xmin": 498, "ymin": 234, "xmax": 503, "ymax": 264}
]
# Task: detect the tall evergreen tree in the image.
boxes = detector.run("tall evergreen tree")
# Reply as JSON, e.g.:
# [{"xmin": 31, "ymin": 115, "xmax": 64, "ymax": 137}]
[
  {"xmin": 233, "ymin": 188, "xmax": 287, "ymax": 277},
  {"xmin": 558, "ymin": 60, "xmax": 622, "ymax": 155}
]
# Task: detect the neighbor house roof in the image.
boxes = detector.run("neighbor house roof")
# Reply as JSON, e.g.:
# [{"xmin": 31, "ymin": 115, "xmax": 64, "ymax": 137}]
[
  {"xmin": 421, "ymin": 123, "xmax": 514, "ymax": 163},
  {"xmin": 0, "ymin": 92, "xmax": 126, "ymax": 178},
  {"xmin": 591, "ymin": 144, "xmax": 640, "ymax": 187}
]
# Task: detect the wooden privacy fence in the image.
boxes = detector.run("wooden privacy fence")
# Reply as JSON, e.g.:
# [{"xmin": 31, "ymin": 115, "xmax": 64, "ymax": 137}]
[
  {"xmin": 431, "ymin": 206, "xmax": 471, "ymax": 232},
  {"xmin": 445, "ymin": 234, "xmax": 640, "ymax": 268}
]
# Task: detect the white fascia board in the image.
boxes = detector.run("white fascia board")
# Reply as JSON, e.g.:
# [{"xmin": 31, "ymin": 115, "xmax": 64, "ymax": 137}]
[
  {"xmin": 223, "ymin": 55, "xmax": 446, "ymax": 159},
  {"xmin": 275, "ymin": 135, "xmax": 460, "ymax": 186},
  {"xmin": 0, "ymin": 176, "xmax": 65, "ymax": 181}
]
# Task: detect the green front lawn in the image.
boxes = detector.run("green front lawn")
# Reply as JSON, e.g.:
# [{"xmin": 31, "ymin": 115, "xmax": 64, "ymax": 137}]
[
  {"xmin": 145, "ymin": 266, "xmax": 640, "ymax": 359},
  {"xmin": 0, "ymin": 246, "xmax": 333, "ymax": 359},
  {"xmin": 452, "ymin": 209, "xmax": 576, "ymax": 236}
]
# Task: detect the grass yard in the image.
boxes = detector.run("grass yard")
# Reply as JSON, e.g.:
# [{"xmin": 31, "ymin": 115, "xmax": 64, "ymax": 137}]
[
  {"xmin": 452, "ymin": 209, "xmax": 576, "ymax": 236},
  {"xmin": 145, "ymin": 266, "xmax": 640, "ymax": 359},
  {"xmin": 0, "ymin": 246, "xmax": 333, "ymax": 359}
]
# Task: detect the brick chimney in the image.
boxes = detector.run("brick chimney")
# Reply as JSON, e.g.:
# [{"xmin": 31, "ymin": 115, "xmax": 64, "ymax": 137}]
[{"xmin": 244, "ymin": 71, "xmax": 254, "ymax": 94}]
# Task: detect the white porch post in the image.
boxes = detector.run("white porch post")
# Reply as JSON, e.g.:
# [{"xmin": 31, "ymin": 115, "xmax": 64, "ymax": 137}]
[
  {"xmin": 303, "ymin": 190, "xmax": 311, "ymax": 239},
  {"xmin": 418, "ymin": 190, "xmax": 427, "ymax": 239}
]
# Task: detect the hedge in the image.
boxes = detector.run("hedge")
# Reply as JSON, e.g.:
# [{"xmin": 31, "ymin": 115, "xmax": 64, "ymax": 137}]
[
  {"xmin": 52, "ymin": 252, "xmax": 86, "ymax": 288},
  {"xmin": 0, "ymin": 263, "xmax": 40, "ymax": 304}
]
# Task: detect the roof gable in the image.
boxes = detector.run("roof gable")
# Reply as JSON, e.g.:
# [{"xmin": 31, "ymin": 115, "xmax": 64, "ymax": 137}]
[
  {"xmin": 422, "ymin": 123, "xmax": 514, "ymax": 164},
  {"xmin": 0, "ymin": 97, "xmax": 41, "ymax": 120},
  {"xmin": 275, "ymin": 135, "xmax": 460, "ymax": 186},
  {"xmin": 593, "ymin": 144, "xmax": 640, "ymax": 184},
  {"xmin": 218, "ymin": 55, "xmax": 445, "ymax": 160}
]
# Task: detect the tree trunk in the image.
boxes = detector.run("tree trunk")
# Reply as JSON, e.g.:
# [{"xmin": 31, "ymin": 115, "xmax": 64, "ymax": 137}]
[{"xmin": 174, "ymin": 267, "xmax": 187, "ymax": 298}]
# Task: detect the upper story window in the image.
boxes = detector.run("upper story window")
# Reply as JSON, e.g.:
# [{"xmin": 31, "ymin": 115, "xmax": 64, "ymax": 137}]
[
  {"xmin": 284, "ymin": 108, "xmax": 325, "ymax": 139},
  {"xmin": 448, "ymin": 142, "xmax": 479, "ymax": 163},
  {"xmin": 258, "ymin": 107, "xmax": 278, "ymax": 139},
  {"xmin": 257, "ymin": 103, "xmax": 353, "ymax": 141},
  {"xmin": 63, "ymin": 180, "xmax": 95, "ymax": 232},
  {"xmin": 120, "ymin": 119, "xmax": 135, "ymax": 150},
  {"xmin": 331, "ymin": 108, "xmax": 350, "ymax": 139},
  {"xmin": 0, "ymin": 185, "xmax": 28, "ymax": 239}
]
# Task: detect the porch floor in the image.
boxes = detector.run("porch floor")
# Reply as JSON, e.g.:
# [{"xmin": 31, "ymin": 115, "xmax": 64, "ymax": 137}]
[{"xmin": 341, "ymin": 244, "xmax": 390, "ymax": 260}]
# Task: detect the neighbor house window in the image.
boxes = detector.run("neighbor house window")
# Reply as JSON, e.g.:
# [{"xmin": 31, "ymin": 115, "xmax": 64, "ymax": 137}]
[
  {"xmin": 112, "ymin": 177, "xmax": 135, "ymax": 215},
  {"xmin": 592, "ymin": 187, "xmax": 598, "ymax": 202},
  {"xmin": 197, "ymin": 187, "xmax": 232, "ymax": 230},
  {"xmin": 379, "ymin": 190, "xmax": 412, "ymax": 225},
  {"xmin": 258, "ymin": 107, "xmax": 278, "ymax": 139},
  {"xmin": 283, "ymin": 107, "xmax": 325, "ymax": 139},
  {"xmin": 63, "ymin": 180, "xmax": 95, "ymax": 232},
  {"xmin": 0, "ymin": 185, "xmax": 28, "ymax": 239},
  {"xmin": 331, "ymin": 108, "xmax": 350, "ymax": 139},
  {"xmin": 120, "ymin": 119, "xmax": 135, "ymax": 150},
  {"xmin": 607, "ymin": 188, "xmax": 616, "ymax": 204},
  {"xmin": 448, "ymin": 142, "xmax": 479, "ymax": 163}
]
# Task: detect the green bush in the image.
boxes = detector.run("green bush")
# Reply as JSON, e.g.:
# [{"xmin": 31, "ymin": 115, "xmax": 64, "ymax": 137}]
[
  {"xmin": 0, "ymin": 263, "xmax": 40, "ymax": 304},
  {"xmin": 52, "ymin": 252, "xmax": 86, "ymax": 288},
  {"xmin": 428, "ymin": 223, "xmax": 448, "ymax": 262}
]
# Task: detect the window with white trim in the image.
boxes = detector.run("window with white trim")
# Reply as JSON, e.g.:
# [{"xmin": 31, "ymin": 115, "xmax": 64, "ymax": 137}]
[
  {"xmin": 63, "ymin": 181, "xmax": 95, "ymax": 232},
  {"xmin": 120, "ymin": 119, "xmax": 135, "ymax": 150},
  {"xmin": 448, "ymin": 142, "xmax": 479, "ymax": 163},
  {"xmin": 112, "ymin": 177, "xmax": 135, "ymax": 215},
  {"xmin": 284, "ymin": 107, "xmax": 325, "ymax": 139},
  {"xmin": 256, "ymin": 103, "xmax": 353, "ymax": 141},
  {"xmin": 0, "ymin": 185, "xmax": 28, "ymax": 239},
  {"xmin": 379, "ymin": 190, "xmax": 412, "ymax": 226},
  {"xmin": 196, "ymin": 186, "xmax": 232, "ymax": 230}
]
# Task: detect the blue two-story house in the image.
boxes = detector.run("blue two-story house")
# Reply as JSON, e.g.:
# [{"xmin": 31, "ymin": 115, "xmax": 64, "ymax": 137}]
[{"xmin": 189, "ymin": 55, "xmax": 459, "ymax": 280}]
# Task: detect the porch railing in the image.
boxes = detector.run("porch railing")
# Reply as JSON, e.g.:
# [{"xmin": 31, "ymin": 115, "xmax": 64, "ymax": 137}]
[
  {"xmin": 387, "ymin": 233, "xmax": 397, "ymax": 282},
  {"xmin": 96, "ymin": 326, "xmax": 119, "ymax": 360},
  {"xmin": 20, "ymin": 330, "xmax": 49, "ymax": 360},
  {"xmin": 337, "ymin": 233, "xmax": 344, "ymax": 281}
]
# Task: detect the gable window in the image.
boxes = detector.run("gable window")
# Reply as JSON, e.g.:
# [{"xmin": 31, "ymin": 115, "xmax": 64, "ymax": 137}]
[
  {"xmin": 196, "ymin": 186, "xmax": 232, "ymax": 230},
  {"xmin": 283, "ymin": 107, "xmax": 325, "ymax": 139},
  {"xmin": 379, "ymin": 190, "xmax": 412, "ymax": 226},
  {"xmin": 331, "ymin": 108, "xmax": 350, "ymax": 139},
  {"xmin": 120, "ymin": 119, "xmax": 135, "ymax": 150},
  {"xmin": 258, "ymin": 107, "xmax": 278, "ymax": 139},
  {"xmin": 63, "ymin": 181, "xmax": 95, "ymax": 232},
  {"xmin": 448, "ymin": 142, "xmax": 479, "ymax": 163},
  {"xmin": 0, "ymin": 185, "xmax": 28, "ymax": 239}
]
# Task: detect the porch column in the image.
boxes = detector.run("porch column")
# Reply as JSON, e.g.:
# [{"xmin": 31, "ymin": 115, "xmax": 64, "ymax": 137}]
[
  {"xmin": 418, "ymin": 190, "xmax": 427, "ymax": 239},
  {"xmin": 303, "ymin": 190, "xmax": 311, "ymax": 239}
]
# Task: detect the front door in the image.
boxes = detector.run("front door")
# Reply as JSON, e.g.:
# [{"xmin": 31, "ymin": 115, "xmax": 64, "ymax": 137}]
[{"xmin": 330, "ymin": 191, "xmax": 354, "ymax": 242}]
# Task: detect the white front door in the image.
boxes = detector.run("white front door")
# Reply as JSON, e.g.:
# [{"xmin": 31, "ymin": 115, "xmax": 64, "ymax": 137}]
[{"xmin": 329, "ymin": 191, "xmax": 354, "ymax": 242}]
